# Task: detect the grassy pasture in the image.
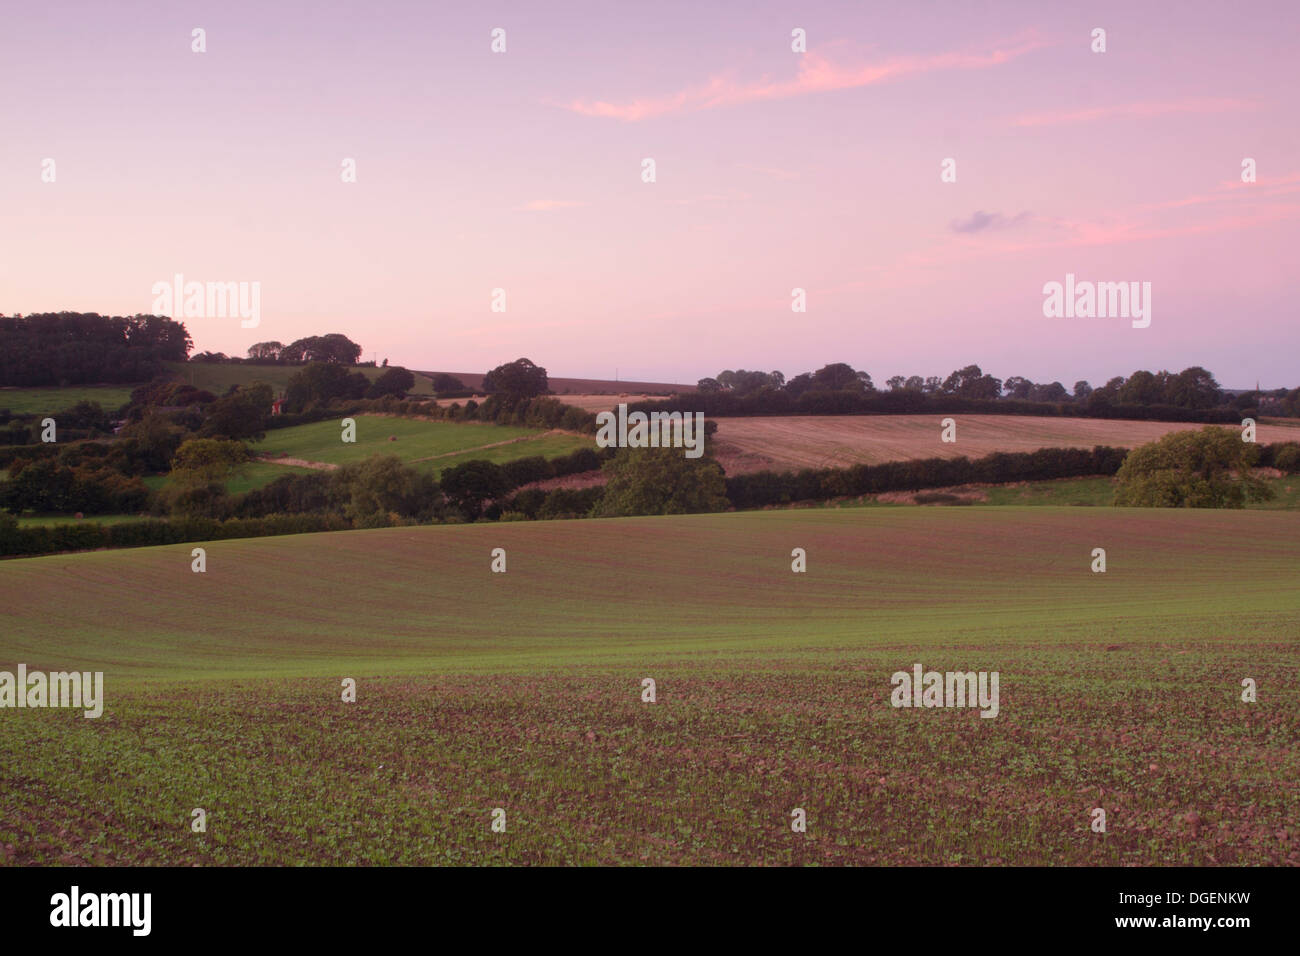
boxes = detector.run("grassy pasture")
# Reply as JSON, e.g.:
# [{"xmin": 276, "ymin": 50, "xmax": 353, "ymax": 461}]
[
  {"xmin": 711, "ymin": 414, "xmax": 1299, "ymax": 474},
  {"xmin": 0, "ymin": 385, "xmax": 136, "ymax": 417},
  {"xmin": 251, "ymin": 415, "xmax": 591, "ymax": 473},
  {"xmin": 0, "ymin": 508, "xmax": 1295, "ymax": 865}
]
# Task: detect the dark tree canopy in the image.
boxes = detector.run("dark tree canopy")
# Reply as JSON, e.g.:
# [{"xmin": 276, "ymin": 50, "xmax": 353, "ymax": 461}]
[
  {"xmin": 0, "ymin": 312, "xmax": 192, "ymax": 386},
  {"xmin": 367, "ymin": 366, "xmax": 415, "ymax": 399},
  {"xmin": 483, "ymin": 358, "xmax": 549, "ymax": 405},
  {"xmin": 280, "ymin": 334, "xmax": 363, "ymax": 365}
]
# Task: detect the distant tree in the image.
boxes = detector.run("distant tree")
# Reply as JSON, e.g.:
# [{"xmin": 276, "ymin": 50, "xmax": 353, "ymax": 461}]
[
  {"xmin": 1028, "ymin": 381, "xmax": 1068, "ymax": 403},
  {"xmin": 922, "ymin": 376, "xmax": 942, "ymax": 394},
  {"xmin": 697, "ymin": 377, "xmax": 723, "ymax": 393},
  {"xmin": 812, "ymin": 363, "xmax": 873, "ymax": 392},
  {"xmin": 281, "ymin": 333, "xmax": 362, "ymax": 364},
  {"xmin": 169, "ymin": 438, "xmax": 252, "ymax": 488},
  {"xmin": 1118, "ymin": 370, "xmax": 1164, "ymax": 405},
  {"xmin": 886, "ymin": 375, "xmax": 907, "ymax": 391},
  {"xmin": 1283, "ymin": 386, "xmax": 1300, "ymax": 417},
  {"xmin": 593, "ymin": 446, "xmax": 729, "ymax": 517},
  {"xmin": 1002, "ymin": 376, "xmax": 1033, "ymax": 400},
  {"xmin": 1164, "ymin": 366, "xmax": 1222, "ymax": 410},
  {"xmin": 367, "ymin": 366, "xmax": 415, "ymax": 399},
  {"xmin": 483, "ymin": 358, "xmax": 548, "ymax": 406},
  {"xmin": 332, "ymin": 454, "xmax": 439, "ymax": 525},
  {"xmin": 783, "ymin": 372, "xmax": 815, "ymax": 398},
  {"xmin": 247, "ymin": 341, "xmax": 284, "ymax": 362},
  {"xmin": 1073, "ymin": 380, "xmax": 1093, "ymax": 401},
  {"xmin": 284, "ymin": 362, "xmax": 358, "ymax": 411},
  {"xmin": 1114, "ymin": 427, "xmax": 1272, "ymax": 508},
  {"xmin": 942, "ymin": 364, "xmax": 999, "ymax": 398},
  {"xmin": 440, "ymin": 459, "xmax": 509, "ymax": 519},
  {"xmin": 432, "ymin": 373, "xmax": 466, "ymax": 394},
  {"xmin": 904, "ymin": 375, "xmax": 925, "ymax": 391},
  {"xmin": 200, "ymin": 383, "xmax": 273, "ymax": 440},
  {"xmin": 117, "ymin": 413, "xmax": 185, "ymax": 472}
]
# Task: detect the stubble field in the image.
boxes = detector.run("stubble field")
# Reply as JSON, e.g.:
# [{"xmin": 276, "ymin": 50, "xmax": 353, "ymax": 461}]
[{"xmin": 710, "ymin": 414, "xmax": 1300, "ymax": 474}]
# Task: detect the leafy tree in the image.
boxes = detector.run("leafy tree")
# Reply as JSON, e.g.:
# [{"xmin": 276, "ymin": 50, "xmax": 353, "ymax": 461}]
[
  {"xmin": 483, "ymin": 358, "xmax": 549, "ymax": 406},
  {"xmin": 1118, "ymin": 369, "xmax": 1164, "ymax": 405},
  {"xmin": 812, "ymin": 363, "xmax": 873, "ymax": 392},
  {"xmin": 0, "ymin": 312, "xmax": 192, "ymax": 386},
  {"xmin": 1073, "ymin": 380, "xmax": 1093, "ymax": 401},
  {"xmin": 904, "ymin": 375, "xmax": 925, "ymax": 392},
  {"xmin": 783, "ymin": 372, "xmax": 815, "ymax": 398},
  {"xmin": 169, "ymin": 438, "xmax": 252, "ymax": 489},
  {"xmin": 593, "ymin": 447, "xmax": 729, "ymax": 517},
  {"xmin": 1028, "ymin": 381, "xmax": 1068, "ymax": 402},
  {"xmin": 332, "ymin": 454, "xmax": 438, "ymax": 524},
  {"xmin": 440, "ymin": 459, "xmax": 510, "ymax": 519},
  {"xmin": 117, "ymin": 413, "xmax": 185, "ymax": 472},
  {"xmin": 200, "ymin": 383, "xmax": 273, "ymax": 440},
  {"xmin": 943, "ymin": 364, "xmax": 1000, "ymax": 399},
  {"xmin": 281, "ymin": 333, "xmax": 362, "ymax": 364},
  {"xmin": 366, "ymin": 366, "xmax": 415, "ymax": 399},
  {"xmin": 1114, "ymin": 427, "xmax": 1273, "ymax": 508},
  {"xmin": 432, "ymin": 373, "xmax": 466, "ymax": 394},
  {"xmin": 284, "ymin": 362, "xmax": 368, "ymax": 411},
  {"xmin": 886, "ymin": 375, "xmax": 907, "ymax": 391},
  {"xmin": 1164, "ymin": 366, "xmax": 1222, "ymax": 410},
  {"xmin": 1002, "ymin": 376, "xmax": 1033, "ymax": 400},
  {"xmin": 247, "ymin": 341, "xmax": 283, "ymax": 362}
]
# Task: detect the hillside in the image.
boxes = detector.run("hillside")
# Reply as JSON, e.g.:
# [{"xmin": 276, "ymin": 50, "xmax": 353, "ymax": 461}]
[{"xmin": 0, "ymin": 508, "xmax": 1296, "ymax": 865}]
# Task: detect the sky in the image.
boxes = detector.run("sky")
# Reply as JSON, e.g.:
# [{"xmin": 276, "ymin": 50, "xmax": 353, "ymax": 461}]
[{"xmin": 1, "ymin": 0, "xmax": 1297, "ymax": 389}]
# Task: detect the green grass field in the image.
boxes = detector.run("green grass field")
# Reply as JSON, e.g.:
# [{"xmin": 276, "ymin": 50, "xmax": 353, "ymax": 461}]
[
  {"xmin": 13, "ymin": 513, "xmax": 142, "ymax": 528},
  {"xmin": 251, "ymin": 415, "xmax": 591, "ymax": 473},
  {"xmin": 0, "ymin": 385, "xmax": 136, "ymax": 417},
  {"xmin": 0, "ymin": 508, "xmax": 1295, "ymax": 866},
  {"xmin": 140, "ymin": 461, "xmax": 318, "ymax": 497},
  {"xmin": 165, "ymin": 362, "xmax": 435, "ymax": 396}
]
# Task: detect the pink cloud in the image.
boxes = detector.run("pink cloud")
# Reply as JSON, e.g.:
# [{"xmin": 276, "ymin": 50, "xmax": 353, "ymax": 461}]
[
  {"xmin": 563, "ymin": 34, "xmax": 1048, "ymax": 121},
  {"xmin": 1010, "ymin": 97, "xmax": 1254, "ymax": 127}
]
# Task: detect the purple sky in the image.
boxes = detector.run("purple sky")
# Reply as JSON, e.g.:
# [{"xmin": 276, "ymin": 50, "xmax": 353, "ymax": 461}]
[{"xmin": 2, "ymin": 0, "xmax": 1297, "ymax": 388}]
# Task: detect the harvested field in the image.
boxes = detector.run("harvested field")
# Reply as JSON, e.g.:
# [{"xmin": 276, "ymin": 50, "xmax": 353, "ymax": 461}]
[{"xmin": 710, "ymin": 414, "xmax": 1299, "ymax": 474}]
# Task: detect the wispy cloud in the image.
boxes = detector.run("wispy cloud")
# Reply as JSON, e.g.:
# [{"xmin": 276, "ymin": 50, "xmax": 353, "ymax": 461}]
[
  {"xmin": 1009, "ymin": 97, "xmax": 1253, "ymax": 128},
  {"xmin": 563, "ymin": 34, "xmax": 1047, "ymax": 121},
  {"xmin": 517, "ymin": 199, "xmax": 588, "ymax": 212},
  {"xmin": 950, "ymin": 210, "xmax": 1031, "ymax": 233}
]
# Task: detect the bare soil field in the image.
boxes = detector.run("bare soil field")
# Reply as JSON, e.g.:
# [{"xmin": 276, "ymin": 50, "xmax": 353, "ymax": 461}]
[{"xmin": 710, "ymin": 415, "xmax": 1299, "ymax": 475}]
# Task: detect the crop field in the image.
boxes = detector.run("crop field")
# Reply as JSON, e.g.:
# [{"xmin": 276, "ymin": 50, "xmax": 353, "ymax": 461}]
[
  {"xmin": 0, "ymin": 508, "xmax": 1296, "ymax": 866},
  {"xmin": 711, "ymin": 414, "xmax": 1300, "ymax": 474},
  {"xmin": 251, "ymin": 415, "xmax": 591, "ymax": 473},
  {"xmin": 809, "ymin": 474, "xmax": 1300, "ymax": 510}
]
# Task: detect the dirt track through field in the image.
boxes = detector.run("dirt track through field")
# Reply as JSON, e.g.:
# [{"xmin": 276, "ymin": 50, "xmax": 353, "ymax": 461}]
[{"xmin": 710, "ymin": 415, "xmax": 1299, "ymax": 474}]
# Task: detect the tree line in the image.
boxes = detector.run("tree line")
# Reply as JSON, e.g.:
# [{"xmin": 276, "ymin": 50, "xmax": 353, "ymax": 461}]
[
  {"xmin": 692, "ymin": 363, "xmax": 1299, "ymax": 420},
  {"xmin": 0, "ymin": 313, "xmax": 192, "ymax": 386}
]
